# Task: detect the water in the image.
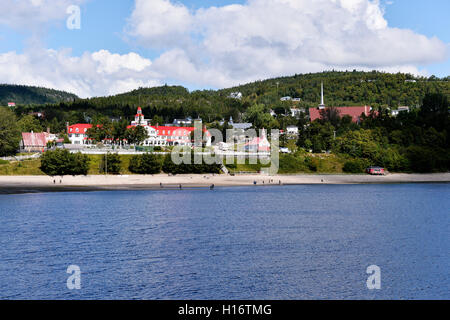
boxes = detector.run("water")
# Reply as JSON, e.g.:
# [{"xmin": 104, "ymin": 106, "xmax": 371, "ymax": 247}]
[{"xmin": 0, "ymin": 184, "xmax": 448, "ymax": 300}]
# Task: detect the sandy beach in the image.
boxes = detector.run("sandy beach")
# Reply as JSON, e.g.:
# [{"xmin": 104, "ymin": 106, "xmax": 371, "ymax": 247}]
[{"xmin": 0, "ymin": 173, "xmax": 449, "ymax": 194}]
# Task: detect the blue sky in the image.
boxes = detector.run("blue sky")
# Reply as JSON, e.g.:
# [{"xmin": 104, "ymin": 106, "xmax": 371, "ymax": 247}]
[{"xmin": 0, "ymin": 0, "xmax": 448, "ymax": 97}]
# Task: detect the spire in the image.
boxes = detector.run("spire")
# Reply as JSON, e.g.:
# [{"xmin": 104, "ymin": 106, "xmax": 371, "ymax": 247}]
[{"xmin": 319, "ymin": 82, "xmax": 325, "ymax": 109}]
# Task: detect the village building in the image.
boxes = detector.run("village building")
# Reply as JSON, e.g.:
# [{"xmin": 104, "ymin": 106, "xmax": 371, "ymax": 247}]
[
  {"xmin": 67, "ymin": 124, "xmax": 93, "ymax": 145},
  {"xmin": 67, "ymin": 108, "xmax": 211, "ymax": 147},
  {"xmin": 244, "ymin": 128, "xmax": 270, "ymax": 152},
  {"xmin": 391, "ymin": 106, "xmax": 410, "ymax": 117},
  {"xmin": 286, "ymin": 125, "xmax": 299, "ymax": 136},
  {"xmin": 309, "ymin": 83, "xmax": 373, "ymax": 123},
  {"xmin": 20, "ymin": 130, "xmax": 58, "ymax": 152}
]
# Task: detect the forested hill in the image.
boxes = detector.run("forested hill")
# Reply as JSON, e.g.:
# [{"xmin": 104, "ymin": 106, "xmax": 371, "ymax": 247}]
[
  {"xmin": 10, "ymin": 71, "xmax": 450, "ymax": 124},
  {"xmin": 218, "ymin": 71, "xmax": 450, "ymax": 108},
  {"xmin": 0, "ymin": 84, "xmax": 78, "ymax": 105}
]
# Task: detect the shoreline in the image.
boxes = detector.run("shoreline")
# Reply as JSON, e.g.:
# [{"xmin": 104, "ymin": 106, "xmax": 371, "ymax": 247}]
[{"xmin": 0, "ymin": 173, "xmax": 449, "ymax": 194}]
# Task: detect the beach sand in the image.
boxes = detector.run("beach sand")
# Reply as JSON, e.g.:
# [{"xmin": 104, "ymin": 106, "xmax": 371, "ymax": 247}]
[{"xmin": 0, "ymin": 173, "xmax": 449, "ymax": 194}]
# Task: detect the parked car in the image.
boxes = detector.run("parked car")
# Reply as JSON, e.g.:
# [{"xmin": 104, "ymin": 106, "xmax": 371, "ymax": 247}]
[{"xmin": 366, "ymin": 166, "xmax": 385, "ymax": 175}]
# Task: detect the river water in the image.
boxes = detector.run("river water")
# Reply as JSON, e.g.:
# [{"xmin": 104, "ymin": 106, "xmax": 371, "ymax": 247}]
[{"xmin": 0, "ymin": 184, "xmax": 448, "ymax": 299}]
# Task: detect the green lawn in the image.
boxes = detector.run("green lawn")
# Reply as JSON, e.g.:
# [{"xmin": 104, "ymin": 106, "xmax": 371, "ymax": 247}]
[{"xmin": 0, "ymin": 153, "xmax": 348, "ymax": 176}]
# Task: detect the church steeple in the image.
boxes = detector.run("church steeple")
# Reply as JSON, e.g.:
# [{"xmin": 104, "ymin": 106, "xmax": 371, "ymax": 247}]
[{"xmin": 318, "ymin": 82, "xmax": 325, "ymax": 109}]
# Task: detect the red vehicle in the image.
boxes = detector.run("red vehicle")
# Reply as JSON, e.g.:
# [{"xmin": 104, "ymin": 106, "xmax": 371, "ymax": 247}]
[{"xmin": 366, "ymin": 166, "xmax": 385, "ymax": 175}]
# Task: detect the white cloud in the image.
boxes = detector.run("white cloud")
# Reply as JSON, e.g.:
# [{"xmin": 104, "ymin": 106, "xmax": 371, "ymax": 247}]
[
  {"xmin": 0, "ymin": 0, "xmax": 447, "ymax": 97},
  {"xmin": 0, "ymin": 48, "xmax": 160, "ymax": 98},
  {"xmin": 126, "ymin": 0, "xmax": 448, "ymax": 88}
]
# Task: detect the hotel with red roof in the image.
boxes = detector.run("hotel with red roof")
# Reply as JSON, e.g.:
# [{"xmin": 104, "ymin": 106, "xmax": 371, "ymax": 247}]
[{"xmin": 67, "ymin": 107, "xmax": 211, "ymax": 147}]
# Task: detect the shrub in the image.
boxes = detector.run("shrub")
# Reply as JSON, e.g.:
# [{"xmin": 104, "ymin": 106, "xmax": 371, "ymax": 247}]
[
  {"xmin": 0, "ymin": 159, "xmax": 9, "ymax": 165},
  {"xmin": 162, "ymin": 153, "xmax": 222, "ymax": 174},
  {"xmin": 304, "ymin": 157, "xmax": 319, "ymax": 172},
  {"xmin": 343, "ymin": 159, "xmax": 367, "ymax": 173},
  {"xmin": 129, "ymin": 153, "xmax": 162, "ymax": 174},
  {"xmin": 40, "ymin": 149, "xmax": 90, "ymax": 176},
  {"xmin": 99, "ymin": 153, "xmax": 122, "ymax": 174}
]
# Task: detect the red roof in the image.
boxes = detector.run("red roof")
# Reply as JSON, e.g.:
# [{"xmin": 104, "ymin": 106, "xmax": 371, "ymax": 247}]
[
  {"xmin": 127, "ymin": 125, "xmax": 210, "ymax": 137},
  {"xmin": 309, "ymin": 106, "xmax": 372, "ymax": 123},
  {"xmin": 22, "ymin": 132, "xmax": 47, "ymax": 147},
  {"xmin": 68, "ymin": 124, "xmax": 92, "ymax": 134}
]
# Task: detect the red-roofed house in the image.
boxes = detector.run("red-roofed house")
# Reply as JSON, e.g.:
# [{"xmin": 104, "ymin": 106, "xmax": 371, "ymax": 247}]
[
  {"xmin": 67, "ymin": 124, "xmax": 93, "ymax": 145},
  {"xmin": 309, "ymin": 106, "xmax": 372, "ymax": 123},
  {"xmin": 127, "ymin": 108, "xmax": 211, "ymax": 147},
  {"xmin": 20, "ymin": 132, "xmax": 47, "ymax": 152},
  {"xmin": 244, "ymin": 128, "xmax": 270, "ymax": 152}
]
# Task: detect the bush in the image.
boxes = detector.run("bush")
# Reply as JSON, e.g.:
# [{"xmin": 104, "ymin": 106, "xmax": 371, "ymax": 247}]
[
  {"xmin": 40, "ymin": 149, "xmax": 90, "ymax": 176},
  {"xmin": 343, "ymin": 159, "xmax": 367, "ymax": 173},
  {"xmin": 0, "ymin": 159, "xmax": 9, "ymax": 165},
  {"xmin": 129, "ymin": 153, "xmax": 162, "ymax": 174},
  {"xmin": 162, "ymin": 152, "xmax": 222, "ymax": 174},
  {"xmin": 99, "ymin": 153, "xmax": 122, "ymax": 174},
  {"xmin": 304, "ymin": 157, "xmax": 319, "ymax": 172}
]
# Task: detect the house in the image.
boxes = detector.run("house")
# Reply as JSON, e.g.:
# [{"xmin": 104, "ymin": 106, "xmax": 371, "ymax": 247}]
[
  {"xmin": 290, "ymin": 107, "xmax": 305, "ymax": 118},
  {"xmin": 280, "ymin": 96, "xmax": 292, "ymax": 101},
  {"xmin": 391, "ymin": 106, "xmax": 410, "ymax": 117},
  {"xmin": 309, "ymin": 83, "xmax": 372, "ymax": 123},
  {"xmin": 228, "ymin": 92, "xmax": 243, "ymax": 100},
  {"xmin": 67, "ymin": 124, "xmax": 93, "ymax": 145},
  {"xmin": 286, "ymin": 125, "xmax": 299, "ymax": 135},
  {"xmin": 128, "ymin": 108, "xmax": 211, "ymax": 147},
  {"xmin": 20, "ymin": 131, "xmax": 49, "ymax": 152},
  {"xmin": 8, "ymin": 102, "xmax": 15, "ymax": 107},
  {"xmin": 292, "ymin": 98, "xmax": 301, "ymax": 102},
  {"xmin": 309, "ymin": 106, "xmax": 372, "ymax": 123},
  {"xmin": 173, "ymin": 117, "xmax": 193, "ymax": 126},
  {"xmin": 244, "ymin": 129, "xmax": 270, "ymax": 152}
]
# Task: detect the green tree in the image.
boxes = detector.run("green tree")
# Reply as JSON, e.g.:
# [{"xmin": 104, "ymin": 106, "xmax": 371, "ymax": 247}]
[
  {"xmin": 100, "ymin": 153, "xmax": 121, "ymax": 174},
  {"xmin": 17, "ymin": 115, "xmax": 43, "ymax": 133},
  {"xmin": 0, "ymin": 107, "xmax": 21, "ymax": 156},
  {"xmin": 129, "ymin": 153, "xmax": 162, "ymax": 174},
  {"xmin": 40, "ymin": 149, "xmax": 90, "ymax": 176},
  {"xmin": 125, "ymin": 125, "xmax": 149, "ymax": 145}
]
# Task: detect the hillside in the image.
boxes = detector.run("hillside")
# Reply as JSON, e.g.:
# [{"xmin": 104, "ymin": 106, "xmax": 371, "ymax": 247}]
[
  {"xmin": 12, "ymin": 71, "xmax": 450, "ymax": 125},
  {"xmin": 219, "ymin": 71, "xmax": 450, "ymax": 108},
  {"xmin": 0, "ymin": 84, "xmax": 78, "ymax": 106}
]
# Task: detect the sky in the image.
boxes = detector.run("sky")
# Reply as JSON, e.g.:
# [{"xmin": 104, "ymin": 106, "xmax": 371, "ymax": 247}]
[{"xmin": 0, "ymin": 0, "xmax": 448, "ymax": 98}]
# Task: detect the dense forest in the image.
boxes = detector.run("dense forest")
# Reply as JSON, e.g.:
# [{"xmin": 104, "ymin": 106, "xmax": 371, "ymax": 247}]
[
  {"xmin": 0, "ymin": 84, "xmax": 78, "ymax": 105},
  {"xmin": 7, "ymin": 71, "xmax": 449, "ymax": 132}
]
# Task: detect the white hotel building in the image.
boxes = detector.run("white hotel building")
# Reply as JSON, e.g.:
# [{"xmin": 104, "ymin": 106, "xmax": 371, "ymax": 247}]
[{"xmin": 68, "ymin": 107, "xmax": 211, "ymax": 147}]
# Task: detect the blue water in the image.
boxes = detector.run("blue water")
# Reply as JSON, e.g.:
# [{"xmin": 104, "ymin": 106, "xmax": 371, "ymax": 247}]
[{"xmin": 0, "ymin": 184, "xmax": 448, "ymax": 300}]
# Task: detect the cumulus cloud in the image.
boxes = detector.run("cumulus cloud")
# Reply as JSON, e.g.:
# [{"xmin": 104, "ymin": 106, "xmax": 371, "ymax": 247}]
[
  {"xmin": 126, "ymin": 0, "xmax": 448, "ymax": 88},
  {"xmin": 0, "ymin": 48, "xmax": 160, "ymax": 98},
  {"xmin": 0, "ymin": 0, "xmax": 447, "ymax": 97}
]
